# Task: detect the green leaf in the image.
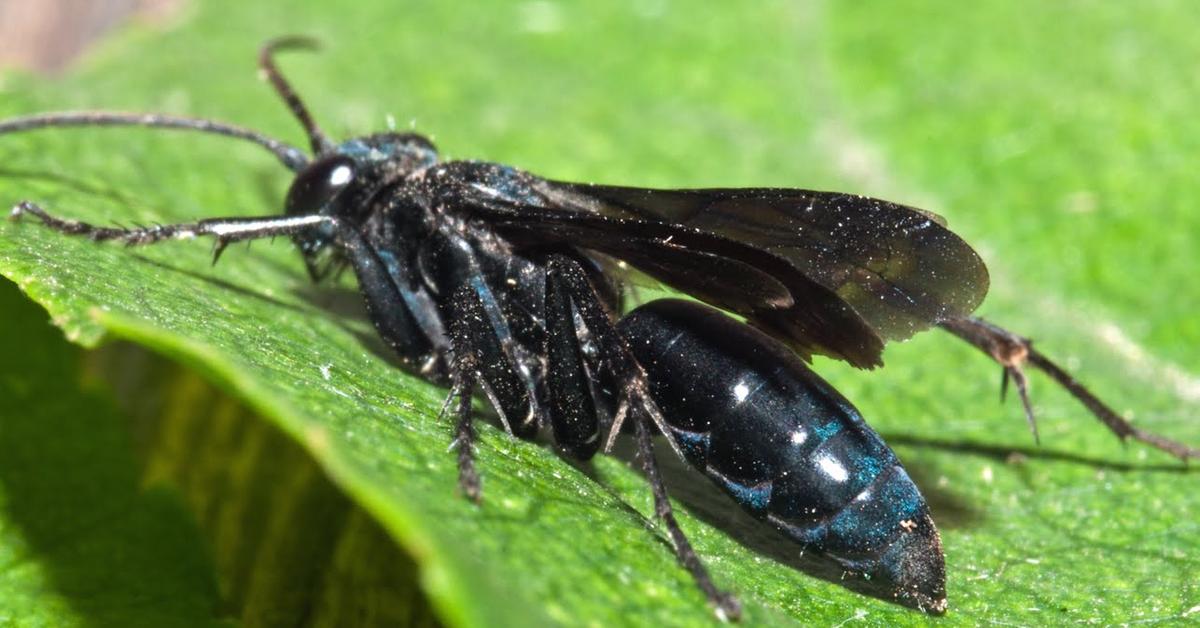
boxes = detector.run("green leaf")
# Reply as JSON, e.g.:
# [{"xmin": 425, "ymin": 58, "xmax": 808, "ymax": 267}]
[
  {"xmin": 0, "ymin": 279, "xmax": 226, "ymax": 627},
  {"xmin": 91, "ymin": 341, "xmax": 443, "ymax": 627},
  {"xmin": 1, "ymin": 1, "xmax": 1197, "ymax": 626}
]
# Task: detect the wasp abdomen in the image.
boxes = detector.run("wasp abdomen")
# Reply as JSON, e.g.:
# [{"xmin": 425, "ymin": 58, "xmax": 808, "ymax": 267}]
[{"xmin": 620, "ymin": 299, "xmax": 947, "ymax": 612}]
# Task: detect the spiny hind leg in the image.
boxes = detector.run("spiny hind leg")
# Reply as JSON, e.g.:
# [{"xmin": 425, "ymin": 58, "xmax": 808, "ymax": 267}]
[{"xmin": 940, "ymin": 315, "xmax": 1199, "ymax": 461}]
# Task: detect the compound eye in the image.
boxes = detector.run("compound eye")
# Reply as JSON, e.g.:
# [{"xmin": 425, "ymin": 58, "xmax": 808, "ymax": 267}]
[{"xmin": 285, "ymin": 155, "xmax": 356, "ymax": 216}]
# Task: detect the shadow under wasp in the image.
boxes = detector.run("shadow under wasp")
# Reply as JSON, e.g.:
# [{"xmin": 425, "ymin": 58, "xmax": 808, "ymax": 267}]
[{"xmin": 3, "ymin": 37, "xmax": 1196, "ymax": 621}]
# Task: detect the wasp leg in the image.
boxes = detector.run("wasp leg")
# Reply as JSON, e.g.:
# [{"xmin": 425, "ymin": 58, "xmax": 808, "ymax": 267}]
[
  {"xmin": 9, "ymin": 200, "xmax": 325, "ymax": 261},
  {"xmin": 544, "ymin": 254, "xmax": 738, "ymax": 618},
  {"xmin": 633, "ymin": 412, "xmax": 742, "ymax": 621},
  {"xmin": 10, "ymin": 200, "xmax": 443, "ymax": 369},
  {"xmin": 443, "ymin": 276, "xmax": 545, "ymax": 500},
  {"xmin": 369, "ymin": 245, "xmax": 450, "ymax": 379},
  {"xmin": 544, "ymin": 254, "xmax": 684, "ymax": 461},
  {"xmin": 940, "ymin": 316, "xmax": 1200, "ymax": 461},
  {"xmin": 543, "ymin": 253, "xmax": 607, "ymax": 459},
  {"xmin": 443, "ymin": 368, "xmax": 481, "ymax": 503}
]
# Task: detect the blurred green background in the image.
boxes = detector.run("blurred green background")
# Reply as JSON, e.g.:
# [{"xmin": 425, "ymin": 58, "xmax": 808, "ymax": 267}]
[{"xmin": 0, "ymin": 1, "xmax": 1197, "ymax": 626}]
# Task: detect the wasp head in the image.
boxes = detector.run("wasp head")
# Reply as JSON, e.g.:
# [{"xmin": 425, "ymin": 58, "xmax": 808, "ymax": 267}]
[{"xmin": 284, "ymin": 132, "xmax": 437, "ymax": 281}]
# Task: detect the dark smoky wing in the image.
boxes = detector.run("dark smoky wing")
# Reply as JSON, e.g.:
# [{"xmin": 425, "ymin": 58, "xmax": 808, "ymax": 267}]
[
  {"xmin": 430, "ymin": 161, "xmax": 885, "ymax": 367},
  {"xmin": 543, "ymin": 182, "xmax": 990, "ymax": 343},
  {"xmin": 493, "ymin": 210, "xmax": 885, "ymax": 367}
]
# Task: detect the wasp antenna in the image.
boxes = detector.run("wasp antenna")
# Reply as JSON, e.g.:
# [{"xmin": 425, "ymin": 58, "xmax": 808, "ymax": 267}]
[
  {"xmin": 0, "ymin": 112, "xmax": 308, "ymax": 171},
  {"xmin": 259, "ymin": 36, "xmax": 334, "ymax": 156}
]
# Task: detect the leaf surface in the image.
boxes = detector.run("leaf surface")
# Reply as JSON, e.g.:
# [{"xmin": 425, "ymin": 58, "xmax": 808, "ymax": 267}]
[{"xmin": 0, "ymin": 1, "xmax": 1196, "ymax": 625}]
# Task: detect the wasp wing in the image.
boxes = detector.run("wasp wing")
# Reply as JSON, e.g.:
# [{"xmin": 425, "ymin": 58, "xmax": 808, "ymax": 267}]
[
  {"xmin": 539, "ymin": 182, "xmax": 990, "ymax": 344},
  {"xmin": 431, "ymin": 162, "xmax": 986, "ymax": 368}
]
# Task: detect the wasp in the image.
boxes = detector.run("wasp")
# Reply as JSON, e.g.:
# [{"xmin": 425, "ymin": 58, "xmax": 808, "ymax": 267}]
[{"xmin": 4, "ymin": 38, "xmax": 1195, "ymax": 620}]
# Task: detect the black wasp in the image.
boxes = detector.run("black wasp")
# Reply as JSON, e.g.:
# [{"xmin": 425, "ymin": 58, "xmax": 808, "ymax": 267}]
[{"xmin": 4, "ymin": 38, "xmax": 1197, "ymax": 620}]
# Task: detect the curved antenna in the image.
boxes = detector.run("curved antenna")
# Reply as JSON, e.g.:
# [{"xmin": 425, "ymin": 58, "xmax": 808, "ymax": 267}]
[
  {"xmin": 259, "ymin": 36, "xmax": 334, "ymax": 155},
  {"xmin": 0, "ymin": 111, "xmax": 309, "ymax": 172}
]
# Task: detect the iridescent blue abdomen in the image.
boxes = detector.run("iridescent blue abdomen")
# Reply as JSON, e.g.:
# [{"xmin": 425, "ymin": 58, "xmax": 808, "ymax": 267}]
[{"xmin": 620, "ymin": 299, "xmax": 946, "ymax": 611}]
